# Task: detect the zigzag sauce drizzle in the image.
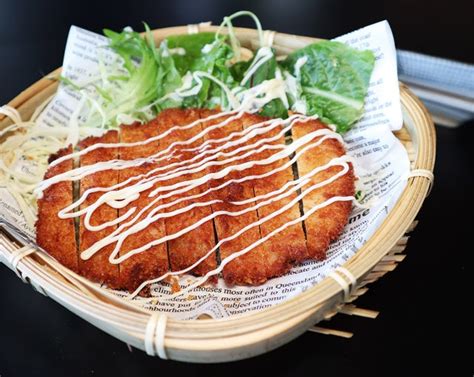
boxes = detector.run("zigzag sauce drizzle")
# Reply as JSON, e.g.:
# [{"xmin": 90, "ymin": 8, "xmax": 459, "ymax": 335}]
[{"xmin": 36, "ymin": 109, "xmax": 355, "ymax": 298}]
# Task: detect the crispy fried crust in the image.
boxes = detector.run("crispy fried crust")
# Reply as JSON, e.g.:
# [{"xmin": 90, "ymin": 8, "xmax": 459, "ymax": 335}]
[
  {"xmin": 154, "ymin": 109, "xmax": 217, "ymax": 276},
  {"xmin": 38, "ymin": 109, "xmax": 355, "ymax": 291},
  {"xmin": 36, "ymin": 146, "xmax": 78, "ymax": 271},
  {"xmin": 292, "ymin": 119, "xmax": 355, "ymax": 260},
  {"xmin": 199, "ymin": 110, "xmax": 268, "ymax": 285},
  {"xmin": 240, "ymin": 114, "xmax": 309, "ymax": 283},
  {"xmin": 199, "ymin": 111, "xmax": 311, "ymax": 285},
  {"xmin": 79, "ymin": 131, "xmax": 120, "ymax": 288},
  {"xmin": 118, "ymin": 120, "xmax": 169, "ymax": 293}
]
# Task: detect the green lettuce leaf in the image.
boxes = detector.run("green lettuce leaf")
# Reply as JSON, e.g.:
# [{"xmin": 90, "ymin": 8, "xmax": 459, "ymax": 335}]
[
  {"xmin": 281, "ymin": 40, "xmax": 375, "ymax": 132},
  {"xmin": 165, "ymin": 33, "xmax": 236, "ymax": 109},
  {"xmin": 154, "ymin": 40, "xmax": 183, "ymax": 111},
  {"xmin": 238, "ymin": 47, "xmax": 288, "ymax": 119},
  {"xmin": 166, "ymin": 33, "xmax": 216, "ymax": 75},
  {"xmin": 72, "ymin": 23, "xmax": 374, "ymax": 134},
  {"xmin": 230, "ymin": 60, "xmax": 251, "ymax": 83},
  {"xmin": 204, "ymin": 47, "xmax": 237, "ymax": 110}
]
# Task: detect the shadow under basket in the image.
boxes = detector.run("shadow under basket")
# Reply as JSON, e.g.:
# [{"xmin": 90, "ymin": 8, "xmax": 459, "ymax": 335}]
[{"xmin": 0, "ymin": 25, "xmax": 435, "ymax": 363}]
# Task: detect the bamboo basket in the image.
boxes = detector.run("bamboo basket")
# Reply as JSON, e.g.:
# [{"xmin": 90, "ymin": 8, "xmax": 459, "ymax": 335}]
[{"xmin": 0, "ymin": 25, "xmax": 435, "ymax": 363}]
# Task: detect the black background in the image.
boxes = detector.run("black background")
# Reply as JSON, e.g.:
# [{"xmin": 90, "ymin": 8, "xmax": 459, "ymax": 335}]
[{"xmin": 0, "ymin": 1, "xmax": 472, "ymax": 376}]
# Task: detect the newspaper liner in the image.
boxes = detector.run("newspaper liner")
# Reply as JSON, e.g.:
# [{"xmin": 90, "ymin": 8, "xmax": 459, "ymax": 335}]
[{"xmin": 0, "ymin": 21, "xmax": 409, "ymax": 320}]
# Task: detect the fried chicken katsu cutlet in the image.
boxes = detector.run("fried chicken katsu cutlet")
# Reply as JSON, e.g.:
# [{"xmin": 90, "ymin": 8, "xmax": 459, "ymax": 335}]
[{"xmin": 36, "ymin": 108, "xmax": 355, "ymax": 292}]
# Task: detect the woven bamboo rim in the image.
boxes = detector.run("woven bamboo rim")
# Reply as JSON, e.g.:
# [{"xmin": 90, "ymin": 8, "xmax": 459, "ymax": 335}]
[{"xmin": 0, "ymin": 25, "xmax": 435, "ymax": 363}]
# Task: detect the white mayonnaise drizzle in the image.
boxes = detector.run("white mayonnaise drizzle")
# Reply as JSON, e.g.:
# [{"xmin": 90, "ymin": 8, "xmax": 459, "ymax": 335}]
[
  {"xmin": 294, "ymin": 56, "xmax": 308, "ymax": 76},
  {"xmin": 81, "ymin": 136, "xmax": 346, "ymax": 262},
  {"xmin": 36, "ymin": 73, "xmax": 355, "ymax": 297},
  {"xmin": 240, "ymin": 47, "xmax": 274, "ymax": 86},
  {"xmin": 168, "ymin": 47, "xmax": 186, "ymax": 56},
  {"xmin": 58, "ymin": 115, "xmax": 308, "ymax": 221},
  {"xmin": 284, "ymin": 56, "xmax": 309, "ymax": 114},
  {"xmin": 131, "ymin": 192, "xmax": 356, "ymax": 300}
]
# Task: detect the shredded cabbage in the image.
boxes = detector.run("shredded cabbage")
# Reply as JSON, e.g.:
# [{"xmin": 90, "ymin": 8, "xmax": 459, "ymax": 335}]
[{"xmin": 0, "ymin": 103, "xmax": 94, "ymax": 227}]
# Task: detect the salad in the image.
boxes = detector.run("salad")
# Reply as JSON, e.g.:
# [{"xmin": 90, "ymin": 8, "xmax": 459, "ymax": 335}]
[{"xmin": 0, "ymin": 11, "xmax": 374, "ymax": 227}]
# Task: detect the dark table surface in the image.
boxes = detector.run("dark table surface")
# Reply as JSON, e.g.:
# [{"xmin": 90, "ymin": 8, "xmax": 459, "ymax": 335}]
[{"xmin": 0, "ymin": 1, "xmax": 472, "ymax": 376}]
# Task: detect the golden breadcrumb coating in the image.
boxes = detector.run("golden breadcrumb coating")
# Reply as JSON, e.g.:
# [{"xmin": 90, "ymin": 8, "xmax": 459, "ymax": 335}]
[{"xmin": 36, "ymin": 109, "xmax": 354, "ymax": 291}]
